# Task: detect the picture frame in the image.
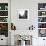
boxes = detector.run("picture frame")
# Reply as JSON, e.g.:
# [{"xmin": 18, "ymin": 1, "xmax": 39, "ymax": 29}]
[{"xmin": 17, "ymin": 9, "xmax": 29, "ymax": 20}]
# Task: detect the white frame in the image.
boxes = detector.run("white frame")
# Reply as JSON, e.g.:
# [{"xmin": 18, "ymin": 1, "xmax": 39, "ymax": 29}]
[{"xmin": 17, "ymin": 9, "xmax": 29, "ymax": 20}]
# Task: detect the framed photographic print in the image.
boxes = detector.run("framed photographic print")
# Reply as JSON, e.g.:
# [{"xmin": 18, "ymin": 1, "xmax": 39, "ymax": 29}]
[{"xmin": 17, "ymin": 9, "xmax": 29, "ymax": 20}]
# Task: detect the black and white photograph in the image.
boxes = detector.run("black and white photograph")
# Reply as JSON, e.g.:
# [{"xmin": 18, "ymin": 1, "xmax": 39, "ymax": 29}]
[{"xmin": 17, "ymin": 9, "xmax": 29, "ymax": 19}]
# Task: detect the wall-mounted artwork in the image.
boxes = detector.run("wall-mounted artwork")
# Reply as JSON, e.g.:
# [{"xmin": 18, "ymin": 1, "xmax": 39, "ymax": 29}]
[{"xmin": 17, "ymin": 9, "xmax": 29, "ymax": 19}]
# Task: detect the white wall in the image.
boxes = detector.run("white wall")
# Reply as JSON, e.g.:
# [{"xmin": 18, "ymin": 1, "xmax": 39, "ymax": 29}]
[
  {"xmin": 11, "ymin": 0, "xmax": 46, "ymax": 46},
  {"xmin": 11, "ymin": 0, "xmax": 38, "ymax": 30},
  {"xmin": 11, "ymin": 0, "xmax": 46, "ymax": 30}
]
